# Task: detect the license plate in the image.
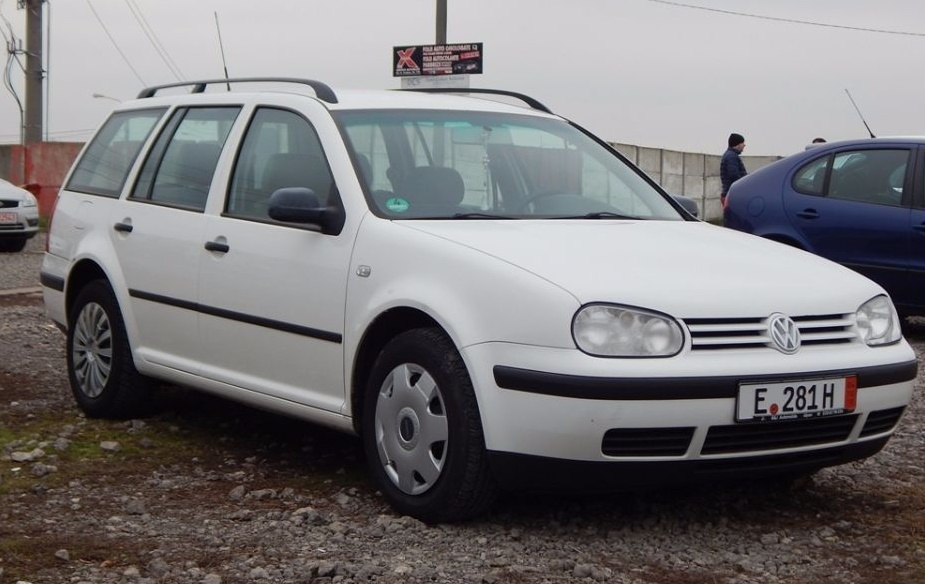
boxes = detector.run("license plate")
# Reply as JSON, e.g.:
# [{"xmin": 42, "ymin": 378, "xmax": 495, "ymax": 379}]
[
  {"xmin": 736, "ymin": 375, "xmax": 857, "ymax": 422},
  {"xmin": 0, "ymin": 211, "xmax": 16, "ymax": 224}
]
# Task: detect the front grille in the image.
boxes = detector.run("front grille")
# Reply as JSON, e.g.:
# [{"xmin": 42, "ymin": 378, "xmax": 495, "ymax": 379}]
[
  {"xmin": 860, "ymin": 407, "xmax": 905, "ymax": 437},
  {"xmin": 701, "ymin": 414, "xmax": 859, "ymax": 455},
  {"xmin": 0, "ymin": 224, "xmax": 24, "ymax": 231},
  {"xmin": 685, "ymin": 313, "xmax": 856, "ymax": 351},
  {"xmin": 0, "ymin": 199, "xmax": 20, "ymax": 208},
  {"xmin": 602, "ymin": 427, "xmax": 694, "ymax": 456}
]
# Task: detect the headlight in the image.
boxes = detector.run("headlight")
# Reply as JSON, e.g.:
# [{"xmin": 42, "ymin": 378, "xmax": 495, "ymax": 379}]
[
  {"xmin": 21, "ymin": 193, "xmax": 37, "ymax": 207},
  {"xmin": 572, "ymin": 304, "xmax": 683, "ymax": 357},
  {"xmin": 856, "ymin": 295, "xmax": 901, "ymax": 346}
]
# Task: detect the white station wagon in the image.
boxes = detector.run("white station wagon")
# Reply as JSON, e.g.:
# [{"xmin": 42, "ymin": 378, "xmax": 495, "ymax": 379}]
[{"xmin": 41, "ymin": 79, "xmax": 916, "ymax": 522}]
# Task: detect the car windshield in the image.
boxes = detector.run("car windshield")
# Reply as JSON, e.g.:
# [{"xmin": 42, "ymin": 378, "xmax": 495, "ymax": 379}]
[{"xmin": 336, "ymin": 109, "xmax": 682, "ymax": 220}]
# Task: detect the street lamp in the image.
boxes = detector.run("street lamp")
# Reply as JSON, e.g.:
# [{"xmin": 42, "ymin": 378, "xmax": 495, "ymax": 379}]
[{"xmin": 91, "ymin": 93, "xmax": 121, "ymax": 103}]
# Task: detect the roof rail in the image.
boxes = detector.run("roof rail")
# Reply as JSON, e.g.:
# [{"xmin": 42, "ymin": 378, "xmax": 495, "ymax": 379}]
[
  {"xmin": 137, "ymin": 77, "xmax": 338, "ymax": 104},
  {"xmin": 399, "ymin": 88, "xmax": 552, "ymax": 114}
]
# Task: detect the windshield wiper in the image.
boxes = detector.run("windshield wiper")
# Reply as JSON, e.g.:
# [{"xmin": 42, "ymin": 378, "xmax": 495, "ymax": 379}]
[
  {"xmin": 452, "ymin": 212, "xmax": 513, "ymax": 219},
  {"xmin": 553, "ymin": 211, "xmax": 641, "ymax": 220}
]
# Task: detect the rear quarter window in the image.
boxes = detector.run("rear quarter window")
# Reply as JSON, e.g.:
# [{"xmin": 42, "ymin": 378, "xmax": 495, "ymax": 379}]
[{"xmin": 66, "ymin": 109, "xmax": 166, "ymax": 197}]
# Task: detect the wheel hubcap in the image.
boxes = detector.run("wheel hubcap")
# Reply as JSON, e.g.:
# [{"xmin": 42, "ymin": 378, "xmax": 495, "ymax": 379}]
[
  {"xmin": 375, "ymin": 363, "xmax": 448, "ymax": 495},
  {"xmin": 72, "ymin": 302, "xmax": 113, "ymax": 398}
]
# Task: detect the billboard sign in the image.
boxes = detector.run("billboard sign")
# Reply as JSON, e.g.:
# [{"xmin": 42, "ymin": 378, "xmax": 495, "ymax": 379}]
[{"xmin": 393, "ymin": 43, "xmax": 483, "ymax": 77}]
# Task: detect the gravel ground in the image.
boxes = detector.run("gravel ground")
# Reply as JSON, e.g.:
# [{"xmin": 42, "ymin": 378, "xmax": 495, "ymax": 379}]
[{"xmin": 1, "ymin": 235, "xmax": 923, "ymax": 584}]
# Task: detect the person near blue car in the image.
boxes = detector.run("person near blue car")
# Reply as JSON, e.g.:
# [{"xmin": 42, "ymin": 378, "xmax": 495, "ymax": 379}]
[{"xmin": 720, "ymin": 132, "xmax": 747, "ymax": 207}]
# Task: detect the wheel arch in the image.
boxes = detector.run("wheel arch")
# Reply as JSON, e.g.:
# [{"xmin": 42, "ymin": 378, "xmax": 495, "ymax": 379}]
[
  {"xmin": 350, "ymin": 306, "xmax": 443, "ymax": 434},
  {"xmin": 65, "ymin": 259, "xmax": 111, "ymax": 321}
]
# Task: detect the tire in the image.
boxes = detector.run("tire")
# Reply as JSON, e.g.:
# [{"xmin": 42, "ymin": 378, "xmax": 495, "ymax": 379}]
[
  {"xmin": 362, "ymin": 328, "xmax": 498, "ymax": 523},
  {"xmin": 67, "ymin": 280, "xmax": 151, "ymax": 418},
  {"xmin": 0, "ymin": 238, "xmax": 26, "ymax": 252}
]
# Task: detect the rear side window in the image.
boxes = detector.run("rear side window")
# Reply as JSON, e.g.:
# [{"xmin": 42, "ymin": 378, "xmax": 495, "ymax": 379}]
[
  {"xmin": 130, "ymin": 107, "xmax": 240, "ymax": 211},
  {"xmin": 66, "ymin": 109, "xmax": 166, "ymax": 197},
  {"xmin": 793, "ymin": 149, "xmax": 910, "ymax": 207},
  {"xmin": 793, "ymin": 156, "xmax": 830, "ymax": 195}
]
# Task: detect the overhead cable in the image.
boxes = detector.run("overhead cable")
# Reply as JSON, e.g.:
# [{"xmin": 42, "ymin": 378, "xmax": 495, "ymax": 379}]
[
  {"xmin": 123, "ymin": 0, "xmax": 184, "ymax": 80},
  {"xmin": 646, "ymin": 0, "xmax": 925, "ymax": 38},
  {"xmin": 84, "ymin": 0, "xmax": 146, "ymax": 85}
]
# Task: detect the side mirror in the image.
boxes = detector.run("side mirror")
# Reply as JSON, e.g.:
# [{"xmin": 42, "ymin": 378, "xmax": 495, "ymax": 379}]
[
  {"xmin": 267, "ymin": 187, "xmax": 344, "ymax": 235},
  {"xmin": 671, "ymin": 194, "xmax": 699, "ymax": 218}
]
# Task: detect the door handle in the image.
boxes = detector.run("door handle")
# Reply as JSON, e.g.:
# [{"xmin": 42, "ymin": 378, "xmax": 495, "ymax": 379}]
[
  {"xmin": 204, "ymin": 240, "xmax": 230, "ymax": 253},
  {"xmin": 796, "ymin": 209, "xmax": 819, "ymax": 219},
  {"xmin": 113, "ymin": 222, "xmax": 133, "ymax": 233}
]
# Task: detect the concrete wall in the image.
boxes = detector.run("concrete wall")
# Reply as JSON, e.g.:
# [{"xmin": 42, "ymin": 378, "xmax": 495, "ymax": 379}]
[{"xmin": 611, "ymin": 143, "xmax": 781, "ymax": 221}]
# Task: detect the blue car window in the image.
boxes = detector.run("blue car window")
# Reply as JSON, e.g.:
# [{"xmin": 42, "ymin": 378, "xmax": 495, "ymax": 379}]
[
  {"xmin": 793, "ymin": 156, "xmax": 830, "ymax": 195},
  {"xmin": 828, "ymin": 149, "xmax": 908, "ymax": 207}
]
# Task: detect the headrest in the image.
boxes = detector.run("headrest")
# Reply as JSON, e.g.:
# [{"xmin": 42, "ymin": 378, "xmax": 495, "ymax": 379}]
[
  {"xmin": 263, "ymin": 152, "xmax": 330, "ymax": 197},
  {"xmin": 397, "ymin": 166, "xmax": 465, "ymax": 206},
  {"xmin": 172, "ymin": 142, "xmax": 221, "ymax": 186}
]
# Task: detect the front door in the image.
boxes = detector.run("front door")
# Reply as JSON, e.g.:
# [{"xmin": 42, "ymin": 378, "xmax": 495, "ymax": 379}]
[{"xmin": 196, "ymin": 106, "xmax": 352, "ymax": 413}]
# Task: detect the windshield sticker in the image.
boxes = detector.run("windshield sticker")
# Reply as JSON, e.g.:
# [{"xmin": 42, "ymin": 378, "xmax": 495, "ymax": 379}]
[{"xmin": 386, "ymin": 197, "xmax": 410, "ymax": 213}]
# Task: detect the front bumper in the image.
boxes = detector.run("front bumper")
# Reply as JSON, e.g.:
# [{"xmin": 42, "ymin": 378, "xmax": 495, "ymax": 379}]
[
  {"xmin": 488, "ymin": 438, "xmax": 889, "ymax": 491},
  {"xmin": 463, "ymin": 341, "xmax": 916, "ymax": 483},
  {"xmin": 0, "ymin": 209, "xmax": 39, "ymax": 239}
]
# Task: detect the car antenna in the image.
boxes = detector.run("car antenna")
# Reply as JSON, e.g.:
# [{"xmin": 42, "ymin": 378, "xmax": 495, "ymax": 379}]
[
  {"xmin": 844, "ymin": 89, "xmax": 876, "ymax": 138},
  {"xmin": 214, "ymin": 11, "xmax": 231, "ymax": 91}
]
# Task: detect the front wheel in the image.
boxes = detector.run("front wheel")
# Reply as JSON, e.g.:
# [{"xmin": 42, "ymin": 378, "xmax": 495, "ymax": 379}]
[
  {"xmin": 362, "ymin": 328, "xmax": 497, "ymax": 523},
  {"xmin": 67, "ymin": 280, "xmax": 150, "ymax": 418},
  {"xmin": 0, "ymin": 238, "xmax": 27, "ymax": 252}
]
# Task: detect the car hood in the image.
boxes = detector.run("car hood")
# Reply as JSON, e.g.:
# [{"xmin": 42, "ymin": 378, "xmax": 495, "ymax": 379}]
[
  {"xmin": 0, "ymin": 179, "xmax": 32, "ymax": 201},
  {"xmin": 401, "ymin": 220, "xmax": 884, "ymax": 318}
]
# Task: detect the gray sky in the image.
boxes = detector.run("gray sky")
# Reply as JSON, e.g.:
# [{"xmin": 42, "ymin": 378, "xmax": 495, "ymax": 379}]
[{"xmin": 1, "ymin": 0, "xmax": 922, "ymax": 156}]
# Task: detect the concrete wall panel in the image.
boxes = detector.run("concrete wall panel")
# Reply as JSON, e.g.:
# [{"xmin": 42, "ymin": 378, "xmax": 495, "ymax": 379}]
[
  {"xmin": 683, "ymin": 153, "xmax": 704, "ymax": 177},
  {"xmin": 661, "ymin": 173, "xmax": 684, "ymax": 196},
  {"xmin": 662, "ymin": 150, "xmax": 683, "ymax": 176},
  {"xmin": 610, "ymin": 143, "xmax": 637, "ymax": 164},
  {"xmin": 637, "ymin": 147, "xmax": 662, "ymax": 175}
]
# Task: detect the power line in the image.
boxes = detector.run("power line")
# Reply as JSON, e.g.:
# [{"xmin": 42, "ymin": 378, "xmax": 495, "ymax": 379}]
[
  {"xmin": 1, "ymin": 0, "xmax": 24, "ymax": 143},
  {"xmin": 0, "ymin": 126, "xmax": 94, "ymax": 138},
  {"xmin": 84, "ymin": 0, "xmax": 145, "ymax": 85},
  {"xmin": 123, "ymin": 0, "xmax": 184, "ymax": 80},
  {"xmin": 645, "ymin": 0, "xmax": 925, "ymax": 38}
]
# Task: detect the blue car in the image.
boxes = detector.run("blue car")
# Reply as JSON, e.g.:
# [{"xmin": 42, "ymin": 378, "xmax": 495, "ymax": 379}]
[{"xmin": 724, "ymin": 137, "xmax": 925, "ymax": 316}]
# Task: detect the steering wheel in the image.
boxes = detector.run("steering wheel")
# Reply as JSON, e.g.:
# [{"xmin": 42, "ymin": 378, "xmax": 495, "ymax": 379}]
[{"xmin": 515, "ymin": 191, "xmax": 567, "ymax": 213}]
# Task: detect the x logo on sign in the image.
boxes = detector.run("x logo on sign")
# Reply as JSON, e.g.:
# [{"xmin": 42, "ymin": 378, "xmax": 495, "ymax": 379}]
[{"xmin": 396, "ymin": 48, "xmax": 417, "ymax": 69}]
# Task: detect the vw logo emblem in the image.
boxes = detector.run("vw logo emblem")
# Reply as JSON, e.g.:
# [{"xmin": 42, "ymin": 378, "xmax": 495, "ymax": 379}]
[{"xmin": 768, "ymin": 313, "xmax": 800, "ymax": 354}]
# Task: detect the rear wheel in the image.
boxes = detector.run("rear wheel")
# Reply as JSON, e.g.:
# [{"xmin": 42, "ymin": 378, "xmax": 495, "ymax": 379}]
[
  {"xmin": 67, "ymin": 280, "xmax": 150, "ymax": 418},
  {"xmin": 362, "ymin": 328, "xmax": 497, "ymax": 523}
]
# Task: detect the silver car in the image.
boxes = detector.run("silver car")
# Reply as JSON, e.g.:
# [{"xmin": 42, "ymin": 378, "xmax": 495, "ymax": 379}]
[{"xmin": 0, "ymin": 178, "xmax": 39, "ymax": 252}]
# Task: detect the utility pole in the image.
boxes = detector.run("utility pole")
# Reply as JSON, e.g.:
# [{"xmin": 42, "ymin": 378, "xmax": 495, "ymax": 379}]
[
  {"xmin": 22, "ymin": 0, "xmax": 44, "ymax": 144},
  {"xmin": 436, "ymin": 0, "xmax": 447, "ymax": 44},
  {"xmin": 434, "ymin": 0, "xmax": 448, "ymax": 167}
]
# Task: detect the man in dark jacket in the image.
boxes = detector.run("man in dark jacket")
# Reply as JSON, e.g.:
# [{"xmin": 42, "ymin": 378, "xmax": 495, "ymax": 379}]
[{"xmin": 720, "ymin": 133, "xmax": 747, "ymax": 206}]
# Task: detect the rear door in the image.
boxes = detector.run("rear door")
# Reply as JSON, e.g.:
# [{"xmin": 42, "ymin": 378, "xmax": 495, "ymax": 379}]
[
  {"xmin": 782, "ymin": 146, "xmax": 914, "ymax": 301},
  {"xmin": 112, "ymin": 106, "xmax": 240, "ymax": 372}
]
